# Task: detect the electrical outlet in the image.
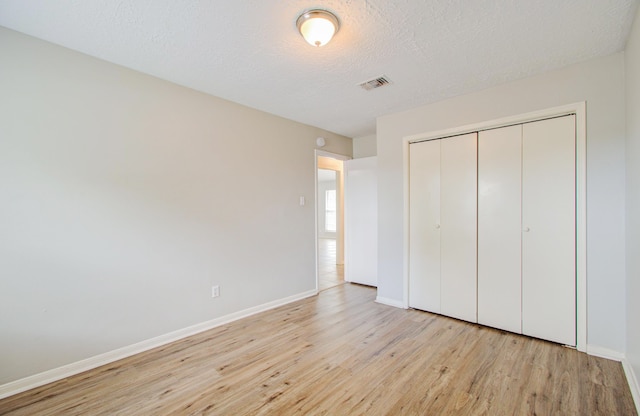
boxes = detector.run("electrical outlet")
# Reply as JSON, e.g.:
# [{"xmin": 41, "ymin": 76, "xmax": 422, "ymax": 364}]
[{"xmin": 212, "ymin": 285, "xmax": 220, "ymax": 298}]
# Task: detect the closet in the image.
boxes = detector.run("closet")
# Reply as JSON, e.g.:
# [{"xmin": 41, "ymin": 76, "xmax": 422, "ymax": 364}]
[
  {"xmin": 409, "ymin": 115, "xmax": 576, "ymax": 346},
  {"xmin": 408, "ymin": 133, "xmax": 477, "ymax": 322}
]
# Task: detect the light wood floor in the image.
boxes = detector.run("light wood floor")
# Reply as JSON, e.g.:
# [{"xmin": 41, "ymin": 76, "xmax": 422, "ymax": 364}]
[
  {"xmin": 318, "ymin": 238, "xmax": 344, "ymax": 291},
  {"xmin": 0, "ymin": 284, "xmax": 636, "ymax": 415}
]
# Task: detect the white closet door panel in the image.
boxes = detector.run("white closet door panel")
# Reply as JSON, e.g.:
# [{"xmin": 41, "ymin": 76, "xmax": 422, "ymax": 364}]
[
  {"xmin": 409, "ymin": 140, "xmax": 441, "ymax": 312},
  {"xmin": 440, "ymin": 133, "xmax": 477, "ymax": 322},
  {"xmin": 522, "ymin": 115, "xmax": 576, "ymax": 346},
  {"xmin": 478, "ymin": 126, "xmax": 523, "ymax": 333}
]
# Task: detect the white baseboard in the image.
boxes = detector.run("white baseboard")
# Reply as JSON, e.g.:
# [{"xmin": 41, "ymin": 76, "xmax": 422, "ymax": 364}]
[
  {"xmin": 586, "ymin": 346, "xmax": 639, "ymax": 413},
  {"xmin": 375, "ymin": 296, "xmax": 406, "ymax": 309},
  {"xmin": 0, "ymin": 289, "xmax": 318, "ymax": 400},
  {"xmin": 622, "ymin": 358, "xmax": 640, "ymax": 414},
  {"xmin": 586, "ymin": 344, "xmax": 626, "ymax": 361}
]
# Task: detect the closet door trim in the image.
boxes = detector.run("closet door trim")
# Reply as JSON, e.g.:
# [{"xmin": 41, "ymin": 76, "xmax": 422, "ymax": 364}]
[{"xmin": 402, "ymin": 102, "xmax": 587, "ymax": 352}]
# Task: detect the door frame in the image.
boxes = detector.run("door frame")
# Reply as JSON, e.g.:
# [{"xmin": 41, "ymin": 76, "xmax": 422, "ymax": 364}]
[
  {"xmin": 402, "ymin": 102, "xmax": 587, "ymax": 352},
  {"xmin": 315, "ymin": 150, "xmax": 351, "ymax": 292}
]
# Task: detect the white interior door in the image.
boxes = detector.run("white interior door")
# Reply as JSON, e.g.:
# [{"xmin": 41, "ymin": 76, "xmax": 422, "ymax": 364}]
[
  {"xmin": 478, "ymin": 125, "xmax": 523, "ymax": 333},
  {"xmin": 522, "ymin": 115, "xmax": 576, "ymax": 346},
  {"xmin": 344, "ymin": 157, "xmax": 378, "ymax": 287},
  {"xmin": 440, "ymin": 133, "xmax": 477, "ymax": 322},
  {"xmin": 409, "ymin": 139, "xmax": 441, "ymax": 312}
]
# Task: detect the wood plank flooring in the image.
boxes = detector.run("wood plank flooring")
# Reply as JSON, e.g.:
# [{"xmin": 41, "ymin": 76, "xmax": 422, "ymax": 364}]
[
  {"xmin": 318, "ymin": 238, "xmax": 344, "ymax": 291},
  {"xmin": 0, "ymin": 284, "xmax": 636, "ymax": 415}
]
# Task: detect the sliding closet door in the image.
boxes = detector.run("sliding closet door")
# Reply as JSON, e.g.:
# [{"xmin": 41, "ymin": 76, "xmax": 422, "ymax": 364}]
[
  {"xmin": 440, "ymin": 133, "xmax": 477, "ymax": 322},
  {"xmin": 409, "ymin": 139, "xmax": 441, "ymax": 313},
  {"xmin": 522, "ymin": 115, "xmax": 576, "ymax": 346},
  {"xmin": 477, "ymin": 125, "xmax": 522, "ymax": 333}
]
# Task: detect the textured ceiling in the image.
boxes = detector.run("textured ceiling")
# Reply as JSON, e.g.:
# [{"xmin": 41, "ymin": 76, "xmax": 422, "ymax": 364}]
[{"xmin": 0, "ymin": 0, "xmax": 638, "ymax": 138}]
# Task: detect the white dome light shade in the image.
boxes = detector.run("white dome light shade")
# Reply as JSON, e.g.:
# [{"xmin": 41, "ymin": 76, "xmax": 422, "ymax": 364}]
[{"xmin": 296, "ymin": 10, "xmax": 340, "ymax": 47}]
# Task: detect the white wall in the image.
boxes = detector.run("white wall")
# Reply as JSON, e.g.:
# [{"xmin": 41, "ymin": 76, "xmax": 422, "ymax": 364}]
[
  {"xmin": 0, "ymin": 27, "xmax": 352, "ymax": 385},
  {"xmin": 626, "ymin": 5, "xmax": 640, "ymax": 392},
  {"xmin": 352, "ymin": 134, "xmax": 377, "ymax": 158},
  {"xmin": 377, "ymin": 53, "xmax": 627, "ymax": 352}
]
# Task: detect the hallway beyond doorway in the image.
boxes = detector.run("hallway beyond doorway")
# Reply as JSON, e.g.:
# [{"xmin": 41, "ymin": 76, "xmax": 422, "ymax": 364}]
[{"xmin": 318, "ymin": 238, "xmax": 344, "ymax": 291}]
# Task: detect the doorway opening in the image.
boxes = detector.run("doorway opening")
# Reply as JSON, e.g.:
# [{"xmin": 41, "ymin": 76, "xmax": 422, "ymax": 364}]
[{"xmin": 316, "ymin": 153, "xmax": 347, "ymax": 291}]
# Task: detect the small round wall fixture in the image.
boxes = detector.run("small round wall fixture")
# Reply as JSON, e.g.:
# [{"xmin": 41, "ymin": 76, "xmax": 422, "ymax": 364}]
[
  {"xmin": 297, "ymin": 9, "xmax": 340, "ymax": 47},
  {"xmin": 316, "ymin": 137, "xmax": 326, "ymax": 147}
]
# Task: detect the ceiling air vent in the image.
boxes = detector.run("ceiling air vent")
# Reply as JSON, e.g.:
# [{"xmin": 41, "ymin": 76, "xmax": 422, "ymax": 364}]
[{"xmin": 358, "ymin": 75, "xmax": 392, "ymax": 91}]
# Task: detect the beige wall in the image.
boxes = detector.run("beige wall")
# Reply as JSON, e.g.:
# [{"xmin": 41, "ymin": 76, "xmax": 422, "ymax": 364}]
[
  {"xmin": 626, "ymin": 5, "xmax": 640, "ymax": 392},
  {"xmin": 352, "ymin": 134, "xmax": 377, "ymax": 158},
  {"xmin": 0, "ymin": 27, "xmax": 351, "ymax": 384},
  {"xmin": 377, "ymin": 53, "xmax": 627, "ymax": 352}
]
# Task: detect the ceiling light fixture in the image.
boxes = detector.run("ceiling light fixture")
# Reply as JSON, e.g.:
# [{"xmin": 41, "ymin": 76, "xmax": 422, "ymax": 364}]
[{"xmin": 296, "ymin": 9, "xmax": 340, "ymax": 47}]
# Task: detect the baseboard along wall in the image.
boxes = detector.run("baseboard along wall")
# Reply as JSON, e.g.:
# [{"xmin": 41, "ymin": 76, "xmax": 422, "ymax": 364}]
[
  {"xmin": 621, "ymin": 358, "xmax": 640, "ymax": 413},
  {"xmin": 3, "ymin": 292, "xmax": 638, "ymax": 415},
  {"xmin": 375, "ymin": 296, "xmax": 406, "ymax": 309},
  {"xmin": 0, "ymin": 289, "xmax": 318, "ymax": 400}
]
